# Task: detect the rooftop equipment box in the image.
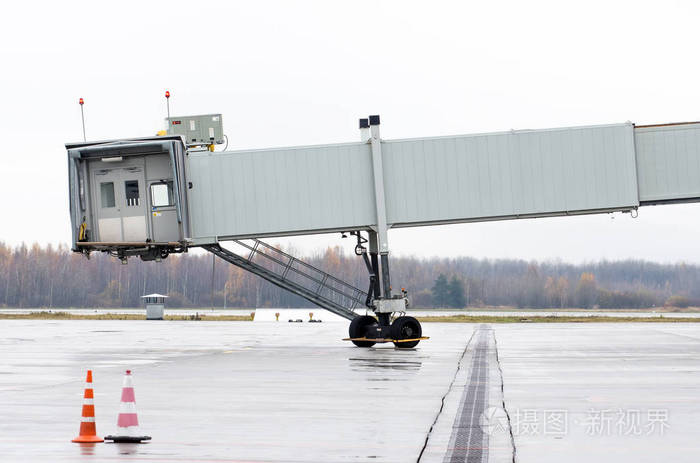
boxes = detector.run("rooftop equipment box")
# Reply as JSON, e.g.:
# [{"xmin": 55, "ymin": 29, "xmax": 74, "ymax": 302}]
[{"xmin": 167, "ymin": 114, "xmax": 223, "ymax": 145}]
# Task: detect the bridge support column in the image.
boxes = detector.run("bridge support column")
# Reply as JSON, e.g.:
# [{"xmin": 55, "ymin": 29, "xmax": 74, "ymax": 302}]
[
  {"xmin": 349, "ymin": 115, "xmax": 423, "ymax": 348},
  {"xmin": 368, "ymin": 231, "xmax": 381, "ymax": 300},
  {"xmin": 368, "ymin": 115, "xmax": 394, "ymax": 330},
  {"xmin": 368, "ymin": 114, "xmax": 392, "ymax": 299}
]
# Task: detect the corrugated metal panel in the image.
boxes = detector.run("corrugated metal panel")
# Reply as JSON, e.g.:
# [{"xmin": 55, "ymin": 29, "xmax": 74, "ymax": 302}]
[
  {"xmin": 186, "ymin": 123, "xmax": 641, "ymax": 241},
  {"xmin": 634, "ymin": 123, "xmax": 700, "ymax": 203},
  {"xmin": 382, "ymin": 123, "xmax": 639, "ymax": 226},
  {"xmin": 187, "ymin": 142, "xmax": 376, "ymax": 239}
]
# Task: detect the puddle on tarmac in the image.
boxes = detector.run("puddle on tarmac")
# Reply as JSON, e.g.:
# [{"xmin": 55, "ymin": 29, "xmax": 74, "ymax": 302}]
[
  {"xmin": 77, "ymin": 443, "xmax": 97, "ymax": 456},
  {"xmin": 116, "ymin": 443, "xmax": 141, "ymax": 455},
  {"xmin": 348, "ymin": 357, "xmax": 422, "ymax": 371}
]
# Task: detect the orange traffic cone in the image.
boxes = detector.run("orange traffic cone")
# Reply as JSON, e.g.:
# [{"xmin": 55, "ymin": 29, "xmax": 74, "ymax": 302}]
[
  {"xmin": 104, "ymin": 370, "xmax": 151, "ymax": 443},
  {"xmin": 72, "ymin": 370, "xmax": 104, "ymax": 443}
]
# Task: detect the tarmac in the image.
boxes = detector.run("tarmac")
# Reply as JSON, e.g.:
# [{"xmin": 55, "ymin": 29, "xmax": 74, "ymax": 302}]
[{"xmin": 1, "ymin": 319, "xmax": 699, "ymax": 462}]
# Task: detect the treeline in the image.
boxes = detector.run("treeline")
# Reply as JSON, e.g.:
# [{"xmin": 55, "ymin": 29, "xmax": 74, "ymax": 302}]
[{"xmin": 1, "ymin": 242, "xmax": 700, "ymax": 309}]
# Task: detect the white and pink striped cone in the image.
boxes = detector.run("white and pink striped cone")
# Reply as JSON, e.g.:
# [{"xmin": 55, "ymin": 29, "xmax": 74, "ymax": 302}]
[{"xmin": 104, "ymin": 370, "xmax": 151, "ymax": 443}]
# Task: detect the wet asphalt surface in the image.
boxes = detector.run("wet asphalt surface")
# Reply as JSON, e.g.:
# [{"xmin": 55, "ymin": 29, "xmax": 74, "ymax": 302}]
[{"xmin": 1, "ymin": 320, "xmax": 699, "ymax": 462}]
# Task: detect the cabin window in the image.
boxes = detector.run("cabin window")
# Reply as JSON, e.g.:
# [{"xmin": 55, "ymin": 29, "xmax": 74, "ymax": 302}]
[
  {"xmin": 100, "ymin": 182, "xmax": 115, "ymax": 208},
  {"xmin": 124, "ymin": 180, "xmax": 140, "ymax": 206},
  {"xmin": 150, "ymin": 181, "xmax": 174, "ymax": 207}
]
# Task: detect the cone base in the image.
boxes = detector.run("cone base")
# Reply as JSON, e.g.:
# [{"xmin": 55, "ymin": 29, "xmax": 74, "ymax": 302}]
[
  {"xmin": 104, "ymin": 435, "xmax": 151, "ymax": 443},
  {"xmin": 72, "ymin": 435, "xmax": 104, "ymax": 443}
]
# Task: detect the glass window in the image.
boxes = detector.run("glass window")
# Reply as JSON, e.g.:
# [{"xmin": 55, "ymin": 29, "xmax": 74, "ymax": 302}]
[
  {"xmin": 150, "ymin": 182, "xmax": 174, "ymax": 207},
  {"xmin": 100, "ymin": 182, "xmax": 115, "ymax": 208},
  {"xmin": 124, "ymin": 180, "xmax": 140, "ymax": 206}
]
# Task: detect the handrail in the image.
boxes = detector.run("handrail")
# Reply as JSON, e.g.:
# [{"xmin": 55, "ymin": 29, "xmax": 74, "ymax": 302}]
[{"xmin": 202, "ymin": 242, "xmax": 365, "ymax": 320}]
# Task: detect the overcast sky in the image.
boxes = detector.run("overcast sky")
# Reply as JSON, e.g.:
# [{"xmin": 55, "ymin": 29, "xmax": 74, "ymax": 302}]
[{"xmin": 2, "ymin": 0, "xmax": 700, "ymax": 263}]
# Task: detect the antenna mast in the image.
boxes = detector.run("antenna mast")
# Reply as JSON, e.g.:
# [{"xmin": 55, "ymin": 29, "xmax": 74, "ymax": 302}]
[{"xmin": 79, "ymin": 98, "xmax": 86, "ymax": 142}]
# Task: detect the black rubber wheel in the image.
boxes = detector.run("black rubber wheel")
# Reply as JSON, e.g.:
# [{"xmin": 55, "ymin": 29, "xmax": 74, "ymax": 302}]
[
  {"xmin": 348, "ymin": 315, "xmax": 378, "ymax": 347},
  {"xmin": 391, "ymin": 316, "xmax": 422, "ymax": 348}
]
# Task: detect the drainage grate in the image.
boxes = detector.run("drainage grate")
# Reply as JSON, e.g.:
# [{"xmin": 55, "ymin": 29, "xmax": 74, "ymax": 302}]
[{"xmin": 444, "ymin": 327, "xmax": 490, "ymax": 463}]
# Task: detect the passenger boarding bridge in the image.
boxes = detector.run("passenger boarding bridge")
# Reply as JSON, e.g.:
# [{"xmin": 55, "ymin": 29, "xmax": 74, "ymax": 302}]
[{"xmin": 66, "ymin": 101, "xmax": 700, "ymax": 347}]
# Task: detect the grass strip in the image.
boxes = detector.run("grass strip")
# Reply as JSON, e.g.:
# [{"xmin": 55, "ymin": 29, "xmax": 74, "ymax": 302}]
[
  {"xmin": 416, "ymin": 315, "xmax": 700, "ymax": 323},
  {"xmin": 0, "ymin": 311, "xmax": 252, "ymax": 321}
]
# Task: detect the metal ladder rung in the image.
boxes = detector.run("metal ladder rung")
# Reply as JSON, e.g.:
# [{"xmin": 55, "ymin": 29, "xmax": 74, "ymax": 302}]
[
  {"xmin": 281, "ymin": 257, "xmax": 293, "ymax": 279},
  {"xmin": 247, "ymin": 241, "xmax": 260, "ymax": 261},
  {"xmin": 316, "ymin": 274, "xmax": 328, "ymax": 295}
]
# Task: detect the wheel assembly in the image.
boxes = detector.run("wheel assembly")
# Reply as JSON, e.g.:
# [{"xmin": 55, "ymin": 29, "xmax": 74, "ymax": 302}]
[
  {"xmin": 348, "ymin": 315, "xmax": 379, "ymax": 347},
  {"xmin": 390, "ymin": 316, "xmax": 422, "ymax": 348}
]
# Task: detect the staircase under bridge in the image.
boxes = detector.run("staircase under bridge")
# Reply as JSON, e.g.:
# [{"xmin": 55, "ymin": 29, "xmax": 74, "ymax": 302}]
[{"xmin": 202, "ymin": 239, "xmax": 369, "ymax": 321}]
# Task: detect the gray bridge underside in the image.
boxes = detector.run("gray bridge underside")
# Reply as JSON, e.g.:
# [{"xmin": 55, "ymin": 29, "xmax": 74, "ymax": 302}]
[{"xmin": 186, "ymin": 121, "xmax": 700, "ymax": 243}]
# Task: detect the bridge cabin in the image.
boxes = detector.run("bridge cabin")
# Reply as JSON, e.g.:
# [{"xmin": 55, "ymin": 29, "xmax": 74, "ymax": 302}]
[{"xmin": 66, "ymin": 135, "xmax": 190, "ymax": 261}]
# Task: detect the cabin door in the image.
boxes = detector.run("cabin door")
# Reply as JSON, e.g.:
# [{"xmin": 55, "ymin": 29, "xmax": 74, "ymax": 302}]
[
  {"xmin": 120, "ymin": 166, "xmax": 148, "ymax": 241},
  {"xmin": 92, "ymin": 165, "xmax": 148, "ymax": 242},
  {"xmin": 148, "ymin": 180, "xmax": 179, "ymax": 242}
]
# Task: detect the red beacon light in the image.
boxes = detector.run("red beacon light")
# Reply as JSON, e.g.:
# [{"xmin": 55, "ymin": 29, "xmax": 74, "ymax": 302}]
[
  {"xmin": 164, "ymin": 90, "xmax": 172, "ymax": 121},
  {"xmin": 79, "ymin": 98, "xmax": 84, "ymax": 105}
]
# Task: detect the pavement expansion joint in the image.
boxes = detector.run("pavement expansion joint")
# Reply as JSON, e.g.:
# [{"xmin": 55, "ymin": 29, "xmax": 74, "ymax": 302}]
[
  {"xmin": 492, "ymin": 329, "xmax": 517, "ymax": 463},
  {"xmin": 431, "ymin": 324, "xmax": 514, "ymax": 463},
  {"xmin": 441, "ymin": 327, "xmax": 491, "ymax": 463},
  {"xmin": 417, "ymin": 328, "xmax": 480, "ymax": 462}
]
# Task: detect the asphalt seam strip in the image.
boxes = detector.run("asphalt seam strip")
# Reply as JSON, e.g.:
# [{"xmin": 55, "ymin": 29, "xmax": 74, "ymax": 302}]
[
  {"xmin": 416, "ymin": 329, "xmax": 478, "ymax": 463},
  {"xmin": 443, "ymin": 327, "xmax": 490, "ymax": 463}
]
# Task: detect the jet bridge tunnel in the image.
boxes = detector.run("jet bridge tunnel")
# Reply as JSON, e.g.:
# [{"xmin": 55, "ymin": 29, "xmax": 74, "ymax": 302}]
[{"xmin": 66, "ymin": 116, "xmax": 700, "ymax": 346}]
